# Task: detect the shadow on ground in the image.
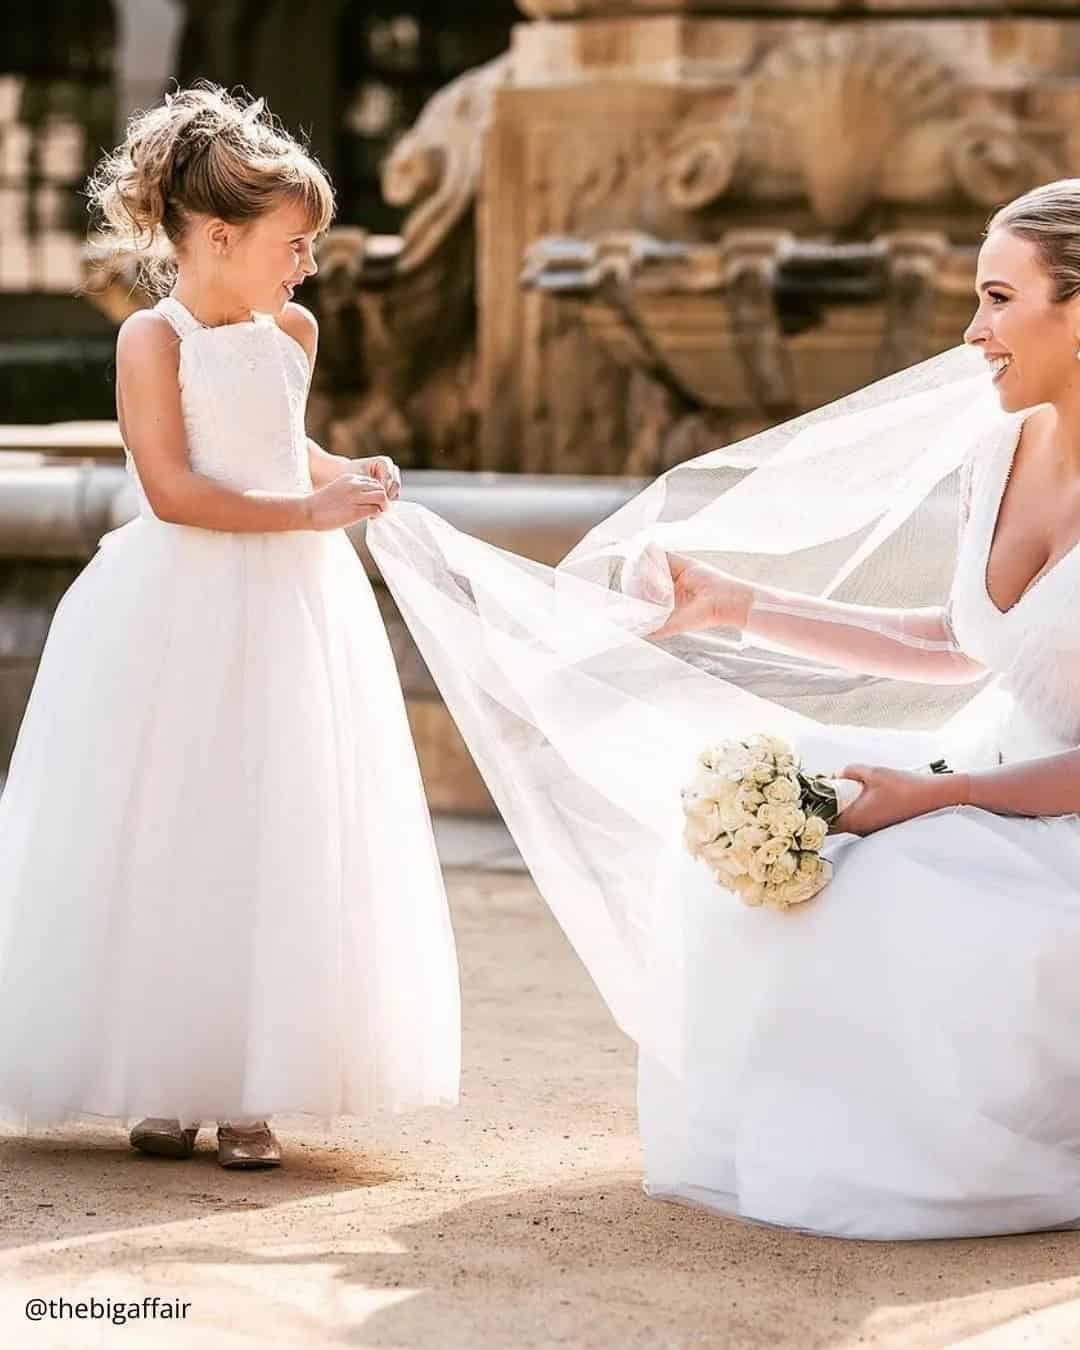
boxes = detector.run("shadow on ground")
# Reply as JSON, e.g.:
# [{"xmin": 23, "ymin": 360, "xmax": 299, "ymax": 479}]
[
  {"xmin": 0, "ymin": 1128, "xmax": 396, "ymax": 1250},
  {"xmin": 39, "ymin": 1171, "xmax": 1080, "ymax": 1350}
]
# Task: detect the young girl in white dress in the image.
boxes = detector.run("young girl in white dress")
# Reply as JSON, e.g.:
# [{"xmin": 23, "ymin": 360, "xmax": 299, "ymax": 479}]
[{"xmin": 0, "ymin": 84, "xmax": 460, "ymax": 1168}]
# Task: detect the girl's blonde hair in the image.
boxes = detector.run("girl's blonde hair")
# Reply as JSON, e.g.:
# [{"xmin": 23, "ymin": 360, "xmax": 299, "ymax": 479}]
[
  {"xmin": 86, "ymin": 80, "xmax": 336, "ymax": 296},
  {"xmin": 987, "ymin": 179, "xmax": 1080, "ymax": 305}
]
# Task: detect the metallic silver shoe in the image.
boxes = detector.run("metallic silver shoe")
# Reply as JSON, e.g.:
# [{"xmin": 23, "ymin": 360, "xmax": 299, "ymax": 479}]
[
  {"xmin": 216, "ymin": 1121, "xmax": 281, "ymax": 1169},
  {"xmin": 129, "ymin": 1118, "xmax": 199, "ymax": 1159}
]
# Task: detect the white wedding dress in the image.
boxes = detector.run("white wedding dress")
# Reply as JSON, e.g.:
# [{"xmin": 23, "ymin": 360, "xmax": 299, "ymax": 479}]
[
  {"xmin": 367, "ymin": 346, "xmax": 1080, "ymax": 1240},
  {"xmin": 0, "ymin": 295, "xmax": 460, "ymax": 1128},
  {"xmin": 639, "ymin": 411, "xmax": 1080, "ymax": 1240}
]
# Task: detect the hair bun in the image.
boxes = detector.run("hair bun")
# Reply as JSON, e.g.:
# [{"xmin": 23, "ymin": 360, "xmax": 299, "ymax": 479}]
[{"xmin": 84, "ymin": 80, "xmax": 335, "ymax": 299}]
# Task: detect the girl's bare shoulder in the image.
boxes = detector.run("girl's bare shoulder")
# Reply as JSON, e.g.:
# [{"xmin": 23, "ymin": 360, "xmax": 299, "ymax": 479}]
[
  {"xmin": 115, "ymin": 306, "xmax": 181, "ymax": 368},
  {"xmin": 275, "ymin": 301, "xmax": 317, "ymax": 367}
]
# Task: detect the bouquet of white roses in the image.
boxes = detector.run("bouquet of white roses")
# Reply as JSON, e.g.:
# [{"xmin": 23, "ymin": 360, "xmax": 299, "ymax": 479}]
[{"xmin": 680, "ymin": 734, "xmax": 864, "ymax": 910}]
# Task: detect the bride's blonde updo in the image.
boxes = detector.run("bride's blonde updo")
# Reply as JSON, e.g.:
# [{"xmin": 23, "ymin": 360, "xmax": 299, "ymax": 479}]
[
  {"xmin": 986, "ymin": 179, "xmax": 1080, "ymax": 305},
  {"xmin": 86, "ymin": 80, "xmax": 336, "ymax": 296}
]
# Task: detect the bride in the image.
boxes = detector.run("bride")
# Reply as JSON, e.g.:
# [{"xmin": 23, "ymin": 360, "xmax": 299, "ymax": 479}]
[{"xmin": 369, "ymin": 179, "xmax": 1080, "ymax": 1240}]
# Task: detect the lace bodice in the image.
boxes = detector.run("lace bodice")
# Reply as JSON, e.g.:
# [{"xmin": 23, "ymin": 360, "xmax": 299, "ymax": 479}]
[
  {"xmin": 947, "ymin": 410, "xmax": 1080, "ymax": 760},
  {"xmin": 123, "ymin": 294, "xmax": 313, "ymax": 516}
]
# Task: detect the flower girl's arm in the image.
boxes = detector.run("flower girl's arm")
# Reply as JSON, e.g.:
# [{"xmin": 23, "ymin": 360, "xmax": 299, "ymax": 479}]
[
  {"xmin": 934, "ymin": 748, "xmax": 1080, "ymax": 817},
  {"xmin": 307, "ymin": 438, "xmax": 355, "ymax": 487},
  {"xmin": 116, "ymin": 312, "xmax": 384, "ymax": 532}
]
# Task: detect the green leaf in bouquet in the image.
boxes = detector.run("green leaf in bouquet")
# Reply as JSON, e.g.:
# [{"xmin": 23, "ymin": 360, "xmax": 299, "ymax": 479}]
[{"xmin": 796, "ymin": 772, "xmax": 843, "ymax": 823}]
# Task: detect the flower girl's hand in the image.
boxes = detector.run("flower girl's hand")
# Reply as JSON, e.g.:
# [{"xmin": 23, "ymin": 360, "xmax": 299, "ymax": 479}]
[
  {"xmin": 356, "ymin": 455, "xmax": 402, "ymax": 502},
  {"xmin": 305, "ymin": 475, "xmax": 389, "ymax": 530},
  {"xmin": 649, "ymin": 553, "xmax": 754, "ymax": 640},
  {"xmin": 831, "ymin": 763, "xmax": 962, "ymax": 836}
]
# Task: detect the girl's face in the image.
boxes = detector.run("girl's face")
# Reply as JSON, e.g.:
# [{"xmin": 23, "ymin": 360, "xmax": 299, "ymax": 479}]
[
  {"xmin": 964, "ymin": 227, "xmax": 1080, "ymax": 414},
  {"xmin": 218, "ymin": 197, "xmax": 320, "ymax": 314}
]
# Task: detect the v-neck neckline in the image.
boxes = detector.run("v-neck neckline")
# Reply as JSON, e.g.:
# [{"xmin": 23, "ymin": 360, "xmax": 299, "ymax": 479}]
[{"xmin": 983, "ymin": 408, "xmax": 1080, "ymax": 616}]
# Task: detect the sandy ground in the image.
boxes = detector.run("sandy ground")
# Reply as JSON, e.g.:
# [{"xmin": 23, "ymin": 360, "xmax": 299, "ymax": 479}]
[{"xmin": 2, "ymin": 867, "xmax": 1080, "ymax": 1350}]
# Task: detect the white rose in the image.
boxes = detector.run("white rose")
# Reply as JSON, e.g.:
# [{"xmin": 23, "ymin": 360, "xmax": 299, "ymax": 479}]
[
  {"xmin": 799, "ymin": 816, "xmax": 828, "ymax": 851},
  {"xmin": 766, "ymin": 854, "xmax": 833, "ymax": 908},
  {"xmin": 683, "ymin": 790, "xmax": 720, "ymax": 822},
  {"xmin": 748, "ymin": 733, "xmax": 794, "ymax": 760},
  {"xmin": 766, "ymin": 852, "xmax": 798, "ymax": 885},
  {"xmin": 719, "ymin": 800, "xmax": 758, "ymax": 832},
  {"xmin": 748, "ymin": 835, "xmax": 794, "ymax": 882},
  {"xmin": 749, "ymin": 762, "xmax": 777, "ymax": 785},
  {"xmin": 704, "ymin": 741, "xmax": 754, "ymax": 776},
  {"xmin": 730, "ymin": 826, "xmax": 767, "ymax": 871},
  {"xmin": 734, "ymin": 782, "xmax": 765, "ymax": 812},
  {"xmin": 772, "ymin": 804, "xmax": 807, "ymax": 837},
  {"xmin": 687, "ymin": 770, "xmax": 736, "ymax": 802},
  {"xmin": 755, "ymin": 803, "xmax": 778, "ymax": 831},
  {"xmin": 756, "ymin": 803, "xmax": 806, "ymax": 837},
  {"xmin": 799, "ymin": 852, "xmax": 830, "ymax": 878},
  {"xmin": 762, "ymin": 775, "xmax": 801, "ymax": 805},
  {"xmin": 683, "ymin": 804, "xmax": 722, "ymax": 851},
  {"xmin": 701, "ymin": 839, "xmax": 747, "ymax": 877},
  {"xmin": 768, "ymin": 860, "xmax": 831, "ymax": 909},
  {"xmin": 732, "ymin": 874, "xmax": 767, "ymax": 907}
]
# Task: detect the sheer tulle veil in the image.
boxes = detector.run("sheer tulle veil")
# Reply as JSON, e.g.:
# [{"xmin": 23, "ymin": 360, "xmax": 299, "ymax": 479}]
[{"xmin": 366, "ymin": 341, "xmax": 1029, "ymax": 1046}]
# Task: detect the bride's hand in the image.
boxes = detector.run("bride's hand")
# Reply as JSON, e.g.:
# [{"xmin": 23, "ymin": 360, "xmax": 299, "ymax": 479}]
[
  {"xmin": 649, "ymin": 553, "xmax": 754, "ymax": 641},
  {"xmin": 831, "ymin": 763, "xmax": 962, "ymax": 836}
]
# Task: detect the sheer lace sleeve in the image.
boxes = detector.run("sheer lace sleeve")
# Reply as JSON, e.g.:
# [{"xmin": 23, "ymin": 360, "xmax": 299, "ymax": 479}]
[{"xmin": 743, "ymin": 592, "xmax": 984, "ymax": 684}]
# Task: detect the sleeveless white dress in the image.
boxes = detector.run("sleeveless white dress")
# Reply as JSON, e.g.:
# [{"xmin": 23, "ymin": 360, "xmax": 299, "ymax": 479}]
[
  {"xmin": 0, "ymin": 295, "xmax": 460, "ymax": 1128},
  {"xmin": 638, "ymin": 411, "xmax": 1080, "ymax": 1239}
]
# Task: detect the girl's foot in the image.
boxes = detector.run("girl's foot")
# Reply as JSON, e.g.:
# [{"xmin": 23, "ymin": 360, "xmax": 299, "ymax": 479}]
[
  {"xmin": 129, "ymin": 1118, "xmax": 199, "ymax": 1159},
  {"xmin": 216, "ymin": 1121, "xmax": 281, "ymax": 1169}
]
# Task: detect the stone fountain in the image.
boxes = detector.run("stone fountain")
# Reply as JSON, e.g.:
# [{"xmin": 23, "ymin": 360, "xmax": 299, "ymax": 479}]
[{"xmin": 308, "ymin": 0, "xmax": 1080, "ymax": 476}]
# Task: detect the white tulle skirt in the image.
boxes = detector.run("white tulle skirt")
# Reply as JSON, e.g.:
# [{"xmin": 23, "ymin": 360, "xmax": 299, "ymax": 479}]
[
  {"xmin": 639, "ymin": 791, "xmax": 1080, "ymax": 1240},
  {"xmin": 0, "ymin": 516, "xmax": 460, "ymax": 1128}
]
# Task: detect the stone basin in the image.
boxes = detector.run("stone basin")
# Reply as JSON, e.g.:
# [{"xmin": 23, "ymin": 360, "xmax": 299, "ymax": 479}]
[{"xmin": 524, "ymin": 229, "xmax": 978, "ymax": 428}]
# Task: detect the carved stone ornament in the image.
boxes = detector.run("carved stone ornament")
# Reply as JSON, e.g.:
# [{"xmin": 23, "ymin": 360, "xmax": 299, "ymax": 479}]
[
  {"xmin": 661, "ymin": 117, "xmax": 744, "ymax": 212},
  {"xmin": 381, "ymin": 53, "xmax": 513, "ymax": 273},
  {"xmin": 947, "ymin": 115, "xmax": 1063, "ymax": 207},
  {"xmin": 749, "ymin": 31, "xmax": 955, "ymax": 228},
  {"xmin": 305, "ymin": 54, "xmax": 514, "ymax": 467},
  {"xmin": 522, "ymin": 227, "xmax": 966, "ymax": 474}
]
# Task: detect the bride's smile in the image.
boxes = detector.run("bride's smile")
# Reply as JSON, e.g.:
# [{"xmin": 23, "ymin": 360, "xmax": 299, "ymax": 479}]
[{"xmin": 965, "ymin": 224, "xmax": 1080, "ymax": 420}]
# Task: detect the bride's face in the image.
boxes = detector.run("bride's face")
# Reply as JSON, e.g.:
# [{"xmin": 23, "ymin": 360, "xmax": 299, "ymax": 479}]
[{"xmin": 964, "ymin": 228, "xmax": 1080, "ymax": 414}]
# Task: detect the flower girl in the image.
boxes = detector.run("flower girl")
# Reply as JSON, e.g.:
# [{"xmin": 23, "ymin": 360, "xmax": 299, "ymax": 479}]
[{"xmin": 0, "ymin": 83, "xmax": 460, "ymax": 1168}]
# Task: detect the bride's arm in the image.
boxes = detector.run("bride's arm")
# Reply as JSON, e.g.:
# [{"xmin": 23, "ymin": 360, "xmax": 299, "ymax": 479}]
[
  {"xmin": 743, "ymin": 587, "xmax": 986, "ymax": 685},
  {"xmin": 949, "ymin": 749, "xmax": 1080, "ymax": 817},
  {"xmin": 653, "ymin": 557, "xmax": 987, "ymax": 686},
  {"xmin": 835, "ymin": 748, "xmax": 1080, "ymax": 835}
]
